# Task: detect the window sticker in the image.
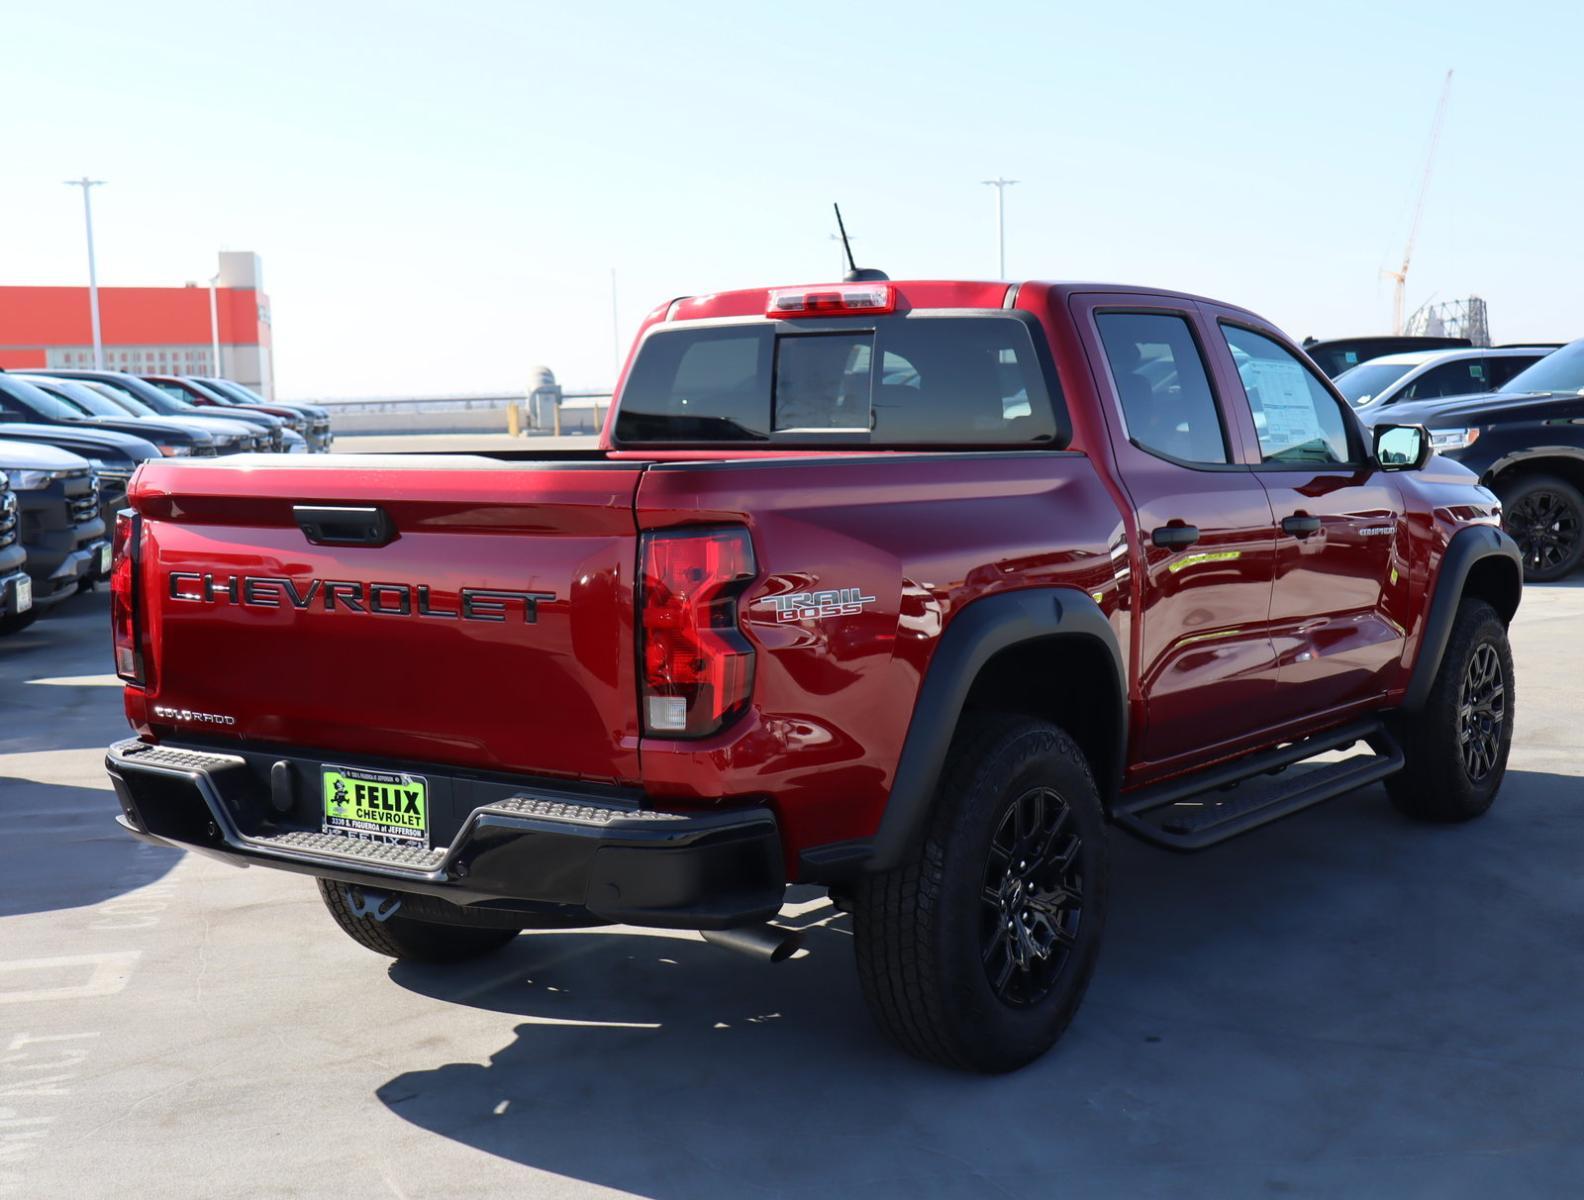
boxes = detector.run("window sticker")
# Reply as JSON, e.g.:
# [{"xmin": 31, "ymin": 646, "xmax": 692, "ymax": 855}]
[{"xmin": 1245, "ymin": 358, "xmax": 1322, "ymax": 449}]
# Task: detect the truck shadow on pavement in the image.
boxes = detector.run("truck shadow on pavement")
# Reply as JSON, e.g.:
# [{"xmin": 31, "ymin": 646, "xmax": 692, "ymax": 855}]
[
  {"xmin": 375, "ymin": 771, "xmax": 1584, "ymax": 1198},
  {"xmin": 0, "ymin": 777, "xmax": 182, "ymax": 917}
]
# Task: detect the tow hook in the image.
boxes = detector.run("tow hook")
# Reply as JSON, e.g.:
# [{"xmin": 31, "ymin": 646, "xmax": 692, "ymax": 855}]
[
  {"xmin": 700, "ymin": 923, "xmax": 802, "ymax": 964},
  {"xmin": 347, "ymin": 886, "xmax": 402, "ymax": 923}
]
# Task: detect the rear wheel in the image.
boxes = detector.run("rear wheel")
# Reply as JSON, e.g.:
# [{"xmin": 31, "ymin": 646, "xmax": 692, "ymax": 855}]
[
  {"xmin": 1500, "ymin": 474, "xmax": 1584, "ymax": 582},
  {"xmin": 853, "ymin": 716, "xmax": 1108, "ymax": 1073},
  {"xmin": 317, "ymin": 880, "xmax": 520, "ymax": 963},
  {"xmin": 1386, "ymin": 598, "xmax": 1514, "ymax": 822}
]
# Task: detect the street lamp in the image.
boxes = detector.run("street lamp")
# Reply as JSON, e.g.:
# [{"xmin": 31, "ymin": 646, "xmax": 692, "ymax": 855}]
[
  {"xmin": 980, "ymin": 177, "xmax": 1018, "ymax": 278},
  {"xmin": 64, "ymin": 178, "xmax": 106, "ymax": 369},
  {"xmin": 208, "ymin": 274, "xmax": 223, "ymax": 377}
]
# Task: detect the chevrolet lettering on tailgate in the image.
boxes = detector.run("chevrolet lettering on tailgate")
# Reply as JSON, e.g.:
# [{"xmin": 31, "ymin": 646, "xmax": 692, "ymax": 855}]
[{"xmin": 167, "ymin": 572, "xmax": 554, "ymax": 622}]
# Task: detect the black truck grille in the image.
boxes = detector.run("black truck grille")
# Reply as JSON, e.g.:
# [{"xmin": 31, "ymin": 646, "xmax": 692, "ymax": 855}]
[{"xmin": 0, "ymin": 492, "xmax": 16, "ymax": 549}]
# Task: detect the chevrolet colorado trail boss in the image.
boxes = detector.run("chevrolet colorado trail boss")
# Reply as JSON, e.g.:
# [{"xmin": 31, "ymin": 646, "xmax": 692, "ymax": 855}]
[{"xmin": 105, "ymin": 280, "xmax": 1521, "ymax": 1072}]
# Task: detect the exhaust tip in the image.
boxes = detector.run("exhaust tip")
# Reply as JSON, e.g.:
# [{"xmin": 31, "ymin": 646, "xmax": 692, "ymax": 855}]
[{"xmin": 701, "ymin": 924, "xmax": 803, "ymax": 964}]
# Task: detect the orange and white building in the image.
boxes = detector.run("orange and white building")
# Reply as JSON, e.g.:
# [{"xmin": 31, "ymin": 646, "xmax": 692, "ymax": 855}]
[{"xmin": 0, "ymin": 251, "xmax": 275, "ymax": 399}]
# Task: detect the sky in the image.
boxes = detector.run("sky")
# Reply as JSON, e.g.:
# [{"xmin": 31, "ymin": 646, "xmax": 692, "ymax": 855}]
[{"xmin": 2, "ymin": 0, "xmax": 1580, "ymax": 399}]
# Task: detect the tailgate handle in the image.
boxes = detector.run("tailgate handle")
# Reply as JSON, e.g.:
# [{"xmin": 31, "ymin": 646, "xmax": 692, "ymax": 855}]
[{"xmin": 293, "ymin": 505, "xmax": 395, "ymax": 547}]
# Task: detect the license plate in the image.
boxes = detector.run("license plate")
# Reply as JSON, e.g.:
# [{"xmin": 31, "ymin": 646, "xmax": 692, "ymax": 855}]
[
  {"xmin": 98, "ymin": 544, "xmax": 112, "ymax": 574},
  {"xmin": 322, "ymin": 765, "xmax": 429, "ymax": 849},
  {"xmin": 14, "ymin": 577, "xmax": 30, "ymax": 613}
]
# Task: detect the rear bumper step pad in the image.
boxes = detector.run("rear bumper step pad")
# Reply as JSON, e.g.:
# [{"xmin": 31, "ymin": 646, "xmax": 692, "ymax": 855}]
[{"xmin": 105, "ymin": 738, "xmax": 784, "ymax": 929}]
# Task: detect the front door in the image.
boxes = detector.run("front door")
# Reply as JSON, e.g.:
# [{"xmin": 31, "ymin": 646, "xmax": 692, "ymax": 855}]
[
  {"xmin": 1076, "ymin": 298, "xmax": 1279, "ymax": 769},
  {"xmin": 1206, "ymin": 318, "xmax": 1412, "ymax": 720}
]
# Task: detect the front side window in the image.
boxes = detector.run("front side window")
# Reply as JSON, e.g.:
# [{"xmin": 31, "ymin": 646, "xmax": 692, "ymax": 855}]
[
  {"xmin": 615, "ymin": 315, "xmax": 1059, "ymax": 446},
  {"xmin": 1221, "ymin": 325, "xmax": 1353, "ymax": 466},
  {"xmin": 1095, "ymin": 312, "xmax": 1228, "ymax": 465}
]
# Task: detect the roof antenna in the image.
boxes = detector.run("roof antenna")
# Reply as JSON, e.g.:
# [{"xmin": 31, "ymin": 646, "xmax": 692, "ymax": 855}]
[{"xmin": 833, "ymin": 203, "xmax": 889, "ymax": 283}]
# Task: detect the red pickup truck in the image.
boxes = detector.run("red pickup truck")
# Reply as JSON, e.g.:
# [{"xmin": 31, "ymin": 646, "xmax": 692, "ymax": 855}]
[{"xmin": 105, "ymin": 279, "xmax": 1521, "ymax": 1071}]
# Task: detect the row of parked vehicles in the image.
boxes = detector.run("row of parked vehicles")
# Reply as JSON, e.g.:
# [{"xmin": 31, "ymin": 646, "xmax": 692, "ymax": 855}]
[
  {"xmin": 0, "ymin": 369, "xmax": 332, "ymax": 635},
  {"xmin": 1302, "ymin": 335, "xmax": 1584, "ymax": 581}
]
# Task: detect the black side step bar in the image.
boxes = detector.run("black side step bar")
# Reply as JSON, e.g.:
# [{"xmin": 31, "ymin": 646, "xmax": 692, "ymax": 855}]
[{"xmin": 1112, "ymin": 720, "xmax": 1404, "ymax": 852}]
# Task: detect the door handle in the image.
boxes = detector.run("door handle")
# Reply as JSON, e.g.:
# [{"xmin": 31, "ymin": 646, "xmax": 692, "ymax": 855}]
[
  {"xmin": 1282, "ymin": 513, "xmax": 1323, "ymax": 537},
  {"xmin": 1151, "ymin": 523, "xmax": 1201, "ymax": 549}
]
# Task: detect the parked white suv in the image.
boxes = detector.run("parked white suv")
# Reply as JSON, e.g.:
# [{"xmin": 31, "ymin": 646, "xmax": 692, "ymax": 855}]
[{"xmin": 1335, "ymin": 347, "xmax": 1554, "ymax": 410}]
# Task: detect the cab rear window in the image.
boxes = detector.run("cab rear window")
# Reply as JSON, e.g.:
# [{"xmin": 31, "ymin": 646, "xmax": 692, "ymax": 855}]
[{"xmin": 613, "ymin": 315, "xmax": 1063, "ymax": 447}]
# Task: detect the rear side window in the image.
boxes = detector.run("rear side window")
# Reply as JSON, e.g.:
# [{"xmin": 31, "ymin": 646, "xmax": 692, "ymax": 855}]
[
  {"xmin": 1484, "ymin": 355, "xmax": 1540, "ymax": 389},
  {"xmin": 1401, "ymin": 359, "xmax": 1487, "ymax": 402},
  {"xmin": 614, "ymin": 315, "xmax": 1060, "ymax": 447},
  {"xmin": 1095, "ymin": 312, "xmax": 1228, "ymax": 465}
]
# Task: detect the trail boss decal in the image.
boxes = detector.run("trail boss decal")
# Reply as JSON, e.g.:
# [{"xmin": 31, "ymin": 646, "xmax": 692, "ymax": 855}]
[
  {"xmin": 761, "ymin": 587, "xmax": 878, "ymax": 622},
  {"xmin": 322, "ymin": 765, "xmax": 429, "ymax": 848},
  {"xmin": 168, "ymin": 573, "xmax": 554, "ymax": 623}
]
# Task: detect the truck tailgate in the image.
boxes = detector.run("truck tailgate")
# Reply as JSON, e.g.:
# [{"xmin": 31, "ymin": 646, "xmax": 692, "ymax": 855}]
[{"xmin": 127, "ymin": 456, "xmax": 644, "ymax": 783}]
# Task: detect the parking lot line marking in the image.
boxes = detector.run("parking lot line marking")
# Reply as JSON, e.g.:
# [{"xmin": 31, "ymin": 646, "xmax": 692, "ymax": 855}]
[
  {"xmin": 0, "ymin": 953, "xmax": 140, "ymax": 1004},
  {"xmin": 23, "ymin": 675, "xmax": 123, "ymax": 688}
]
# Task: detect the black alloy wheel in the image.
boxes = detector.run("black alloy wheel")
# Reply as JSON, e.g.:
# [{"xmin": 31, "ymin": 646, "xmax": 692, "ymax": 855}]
[
  {"xmin": 980, "ymin": 785, "xmax": 1084, "ymax": 1007},
  {"xmin": 1458, "ymin": 641, "xmax": 1506, "ymax": 783},
  {"xmin": 1503, "ymin": 478, "xmax": 1584, "ymax": 581}
]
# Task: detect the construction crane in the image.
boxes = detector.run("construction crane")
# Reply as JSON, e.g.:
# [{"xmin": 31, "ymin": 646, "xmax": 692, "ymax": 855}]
[{"xmin": 1384, "ymin": 69, "xmax": 1453, "ymax": 335}]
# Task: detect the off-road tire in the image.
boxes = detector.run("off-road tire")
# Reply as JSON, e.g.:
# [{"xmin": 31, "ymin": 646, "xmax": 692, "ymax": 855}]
[
  {"xmin": 853, "ymin": 716, "xmax": 1108, "ymax": 1073},
  {"xmin": 317, "ymin": 880, "xmax": 520, "ymax": 963},
  {"xmin": 1387, "ymin": 598, "xmax": 1513, "ymax": 822},
  {"xmin": 1499, "ymin": 473, "xmax": 1584, "ymax": 582}
]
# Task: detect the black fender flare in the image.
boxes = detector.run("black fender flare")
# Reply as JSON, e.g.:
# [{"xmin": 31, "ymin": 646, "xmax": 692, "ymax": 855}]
[
  {"xmin": 1481, "ymin": 446, "xmax": 1584, "ymax": 489},
  {"xmin": 864, "ymin": 587, "xmax": 1127, "ymax": 873},
  {"xmin": 1402, "ymin": 524, "xmax": 1522, "ymax": 711}
]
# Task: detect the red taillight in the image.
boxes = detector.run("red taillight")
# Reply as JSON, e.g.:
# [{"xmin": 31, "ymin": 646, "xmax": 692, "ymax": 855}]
[
  {"xmin": 767, "ymin": 283, "xmax": 895, "ymax": 317},
  {"xmin": 639, "ymin": 527, "xmax": 756, "ymax": 738},
  {"xmin": 110, "ymin": 509, "xmax": 143, "ymax": 684}
]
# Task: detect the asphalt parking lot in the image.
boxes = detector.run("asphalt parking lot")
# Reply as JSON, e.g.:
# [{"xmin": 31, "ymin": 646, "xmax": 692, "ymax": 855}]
[{"xmin": 3, "ymin": 584, "xmax": 1583, "ymax": 1199}]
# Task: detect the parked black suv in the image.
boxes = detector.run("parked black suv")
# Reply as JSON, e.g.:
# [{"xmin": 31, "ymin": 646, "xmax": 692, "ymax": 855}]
[
  {"xmin": 0, "ymin": 440, "xmax": 108, "ymax": 630},
  {"xmin": 1301, "ymin": 334, "xmax": 1472, "ymax": 378},
  {"xmin": 1361, "ymin": 338, "xmax": 1584, "ymax": 580}
]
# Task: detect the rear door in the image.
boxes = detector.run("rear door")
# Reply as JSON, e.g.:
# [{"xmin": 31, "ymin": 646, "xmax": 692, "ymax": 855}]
[
  {"xmin": 133, "ymin": 457, "xmax": 646, "ymax": 783},
  {"xmin": 1204, "ymin": 316, "xmax": 1412, "ymax": 720},
  {"xmin": 1073, "ymin": 295, "xmax": 1279, "ymax": 767}
]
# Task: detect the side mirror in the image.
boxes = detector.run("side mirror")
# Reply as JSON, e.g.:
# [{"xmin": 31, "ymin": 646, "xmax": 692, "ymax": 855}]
[{"xmin": 1373, "ymin": 423, "xmax": 1430, "ymax": 471}]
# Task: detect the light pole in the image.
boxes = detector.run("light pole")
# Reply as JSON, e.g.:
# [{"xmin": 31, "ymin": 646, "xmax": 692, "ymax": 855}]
[
  {"xmin": 980, "ymin": 177, "xmax": 1018, "ymax": 278},
  {"xmin": 64, "ymin": 178, "xmax": 106, "ymax": 369},
  {"xmin": 207, "ymin": 273, "xmax": 223, "ymax": 377}
]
